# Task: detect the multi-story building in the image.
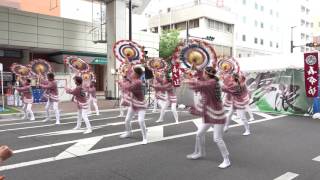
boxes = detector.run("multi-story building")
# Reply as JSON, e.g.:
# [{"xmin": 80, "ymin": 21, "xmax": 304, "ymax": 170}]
[
  {"xmin": 0, "ymin": 0, "xmax": 157, "ymax": 101},
  {"xmin": 148, "ymin": 0, "xmax": 236, "ymax": 58},
  {"xmin": 286, "ymin": 0, "xmax": 315, "ymax": 53},
  {"xmin": 228, "ymin": 0, "xmax": 284, "ymax": 57}
]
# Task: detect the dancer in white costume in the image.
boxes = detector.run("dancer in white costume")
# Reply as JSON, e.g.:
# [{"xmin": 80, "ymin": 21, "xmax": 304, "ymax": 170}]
[
  {"xmin": 87, "ymin": 81, "xmax": 100, "ymax": 116},
  {"xmin": 151, "ymin": 78, "xmax": 179, "ymax": 123},
  {"xmin": 185, "ymin": 67, "xmax": 231, "ymax": 169},
  {"xmin": 119, "ymin": 67, "xmax": 148, "ymax": 144},
  {"xmin": 152, "ymin": 73, "xmax": 163, "ymax": 113},
  {"xmin": 242, "ymin": 75, "xmax": 254, "ymax": 121},
  {"xmin": 40, "ymin": 73, "xmax": 61, "ymax": 124},
  {"xmin": 65, "ymin": 76, "xmax": 93, "ymax": 134},
  {"xmin": 16, "ymin": 79, "xmax": 35, "ymax": 121},
  {"xmin": 222, "ymin": 73, "xmax": 251, "ymax": 136}
]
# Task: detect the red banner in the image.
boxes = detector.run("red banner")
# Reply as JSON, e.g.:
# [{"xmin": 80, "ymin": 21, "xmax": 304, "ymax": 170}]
[
  {"xmin": 172, "ymin": 63, "xmax": 181, "ymax": 87},
  {"xmin": 304, "ymin": 52, "xmax": 319, "ymax": 97}
]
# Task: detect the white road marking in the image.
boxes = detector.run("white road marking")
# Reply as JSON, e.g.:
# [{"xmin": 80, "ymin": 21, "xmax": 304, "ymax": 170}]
[
  {"xmin": 0, "ymin": 110, "xmax": 187, "ymax": 130},
  {"xmin": 274, "ymin": 172, "xmax": 299, "ymax": 180},
  {"xmin": 231, "ymin": 115, "xmax": 243, "ymax": 124},
  {"xmin": 1, "ymin": 114, "xmax": 287, "ymax": 171},
  {"xmin": 18, "ymin": 118, "xmax": 153, "ymax": 138},
  {"xmin": 0, "ymin": 111, "xmax": 163, "ymax": 133},
  {"xmin": 312, "ymin": 155, "xmax": 320, "ymax": 162},
  {"xmin": 55, "ymin": 137, "xmax": 104, "ymax": 159},
  {"xmin": 148, "ymin": 126, "xmax": 164, "ymax": 142},
  {"xmin": 254, "ymin": 112, "xmax": 275, "ymax": 119}
]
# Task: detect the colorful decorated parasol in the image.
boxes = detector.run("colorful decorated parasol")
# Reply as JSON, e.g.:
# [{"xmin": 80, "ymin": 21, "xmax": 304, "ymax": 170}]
[
  {"xmin": 64, "ymin": 56, "xmax": 90, "ymax": 74},
  {"xmin": 10, "ymin": 63, "xmax": 32, "ymax": 78},
  {"xmin": 30, "ymin": 59, "xmax": 52, "ymax": 78},
  {"xmin": 113, "ymin": 40, "xmax": 144, "ymax": 64},
  {"xmin": 172, "ymin": 39, "xmax": 217, "ymax": 71},
  {"xmin": 146, "ymin": 57, "xmax": 168, "ymax": 72},
  {"xmin": 217, "ymin": 57, "xmax": 240, "ymax": 75}
]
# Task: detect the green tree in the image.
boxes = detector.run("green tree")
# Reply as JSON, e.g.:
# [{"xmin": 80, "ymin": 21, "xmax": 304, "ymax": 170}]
[{"xmin": 159, "ymin": 29, "xmax": 180, "ymax": 59}]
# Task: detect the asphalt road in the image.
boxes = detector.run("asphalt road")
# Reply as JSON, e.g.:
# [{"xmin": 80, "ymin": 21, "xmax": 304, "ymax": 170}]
[{"xmin": 0, "ymin": 108, "xmax": 319, "ymax": 180}]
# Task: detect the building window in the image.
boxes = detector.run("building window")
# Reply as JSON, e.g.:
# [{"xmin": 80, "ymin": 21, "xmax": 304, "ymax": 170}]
[
  {"xmin": 311, "ymin": 22, "xmax": 314, "ymax": 28},
  {"xmin": 270, "ymin": 9, "xmax": 273, "ymax": 16},
  {"xmin": 260, "ymin": 5, "xmax": 264, "ymax": 12},
  {"xmin": 242, "ymin": 34, "xmax": 246, "ymax": 41},
  {"xmin": 174, "ymin": 22, "xmax": 186, "ymax": 30},
  {"xmin": 306, "ymin": 22, "xmax": 310, "ymax": 28},
  {"xmin": 301, "ymin": 46, "xmax": 305, "ymax": 52},
  {"xmin": 242, "ymin": 16, "xmax": 246, "ymax": 23},
  {"xmin": 254, "ymin": 20, "xmax": 258, "ymax": 27},
  {"xmin": 255, "ymin": 3, "xmax": 258, "ymax": 10},
  {"xmin": 189, "ymin": 19, "xmax": 199, "ymax": 29},
  {"xmin": 150, "ymin": 27, "xmax": 158, "ymax": 33},
  {"xmin": 301, "ymin": 19, "xmax": 305, "ymax": 26},
  {"xmin": 306, "ymin": 8, "xmax": 310, "ymax": 15},
  {"xmin": 301, "ymin": 6, "xmax": 305, "ymax": 12},
  {"xmin": 301, "ymin": 33, "xmax": 305, "ymax": 40},
  {"xmin": 214, "ymin": 45, "xmax": 232, "ymax": 57},
  {"xmin": 242, "ymin": 0, "xmax": 246, "ymax": 5},
  {"xmin": 260, "ymin": 39, "xmax": 264, "ymax": 45},
  {"xmin": 270, "ymin": 41, "xmax": 273, "ymax": 47},
  {"xmin": 318, "ymin": 22, "xmax": 320, "ymax": 27},
  {"xmin": 306, "ymin": 35, "xmax": 310, "ymax": 41},
  {"xmin": 260, "ymin": 22, "xmax": 264, "ymax": 29},
  {"xmin": 254, "ymin": 37, "xmax": 258, "ymax": 44},
  {"xmin": 276, "ymin": 43, "xmax": 279, "ymax": 48},
  {"xmin": 224, "ymin": 24, "xmax": 233, "ymax": 33},
  {"xmin": 162, "ymin": 25, "xmax": 170, "ymax": 31},
  {"xmin": 248, "ymin": 54, "xmax": 250, "ymax": 57},
  {"xmin": 239, "ymin": 54, "xmax": 242, "ymax": 58},
  {"xmin": 207, "ymin": 19, "xmax": 233, "ymax": 33}
]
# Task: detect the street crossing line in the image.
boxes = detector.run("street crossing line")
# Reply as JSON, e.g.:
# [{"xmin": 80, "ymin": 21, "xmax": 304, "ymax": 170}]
[
  {"xmin": 312, "ymin": 155, "xmax": 320, "ymax": 162},
  {"xmin": 55, "ymin": 137, "xmax": 104, "ymax": 160},
  {"xmin": 254, "ymin": 112, "xmax": 276, "ymax": 119},
  {"xmin": 274, "ymin": 172, "xmax": 299, "ymax": 180},
  {"xmin": 14, "ymin": 118, "xmax": 201, "ymax": 154},
  {"xmin": 18, "ymin": 118, "xmax": 153, "ymax": 138},
  {"xmin": 0, "ymin": 110, "xmax": 187, "ymax": 128},
  {"xmin": 0, "ymin": 111, "xmax": 165, "ymax": 133},
  {"xmin": 0, "ymin": 114, "xmax": 287, "ymax": 171}
]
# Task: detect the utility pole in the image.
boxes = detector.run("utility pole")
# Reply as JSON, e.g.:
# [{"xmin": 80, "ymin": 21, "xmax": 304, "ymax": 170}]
[
  {"xmin": 186, "ymin": 21, "xmax": 189, "ymax": 45},
  {"xmin": 129, "ymin": 0, "xmax": 132, "ymax": 40},
  {"xmin": 290, "ymin": 26, "xmax": 296, "ymax": 53}
]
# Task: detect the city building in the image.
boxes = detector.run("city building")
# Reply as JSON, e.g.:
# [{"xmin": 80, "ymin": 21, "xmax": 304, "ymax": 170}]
[
  {"xmin": 228, "ymin": 0, "xmax": 285, "ymax": 57},
  {"xmin": 148, "ymin": 0, "xmax": 236, "ymax": 58},
  {"xmin": 285, "ymin": 0, "xmax": 315, "ymax": 53},
  {"xmin": 0, "ymin": 0, "xmax": 157, "ymax": 101}
]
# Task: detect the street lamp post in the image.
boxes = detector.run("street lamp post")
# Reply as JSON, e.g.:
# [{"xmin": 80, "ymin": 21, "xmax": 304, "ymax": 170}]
[
  {"xmin": 291, "ymin": 26, "xmax": 297, "ymax": 53},
  {"xmin": 129, "ymin": 0, "xmax": 132, "ymax": 41}
]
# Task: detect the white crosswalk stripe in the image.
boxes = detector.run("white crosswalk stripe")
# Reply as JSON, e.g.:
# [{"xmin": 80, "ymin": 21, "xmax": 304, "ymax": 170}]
[
  {"xmin": 274, "ymin": 172, "xmax": 299, "ymax": 180},
  {"xmin": 0, "ymin": 111, "xmax": 285, "ymax": 173}
]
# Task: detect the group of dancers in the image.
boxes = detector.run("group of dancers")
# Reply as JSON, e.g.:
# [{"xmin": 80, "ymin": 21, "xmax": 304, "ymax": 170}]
[
  {"xmin": 13, "ymin": 38, "xmax": 255, "ymax": 169},
  {"xmin": 117, "ymin": 62, "xmax": 254, "ymax": 169},
  {"xmin": 15, "ymin": 73, "xmax": 100, "ymax": 134}
]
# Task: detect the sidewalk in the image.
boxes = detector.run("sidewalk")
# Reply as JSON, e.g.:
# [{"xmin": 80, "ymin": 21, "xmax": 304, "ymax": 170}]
[{"xmin": 0, "ymin": 99, "xmax": 119, "ymax": 119}]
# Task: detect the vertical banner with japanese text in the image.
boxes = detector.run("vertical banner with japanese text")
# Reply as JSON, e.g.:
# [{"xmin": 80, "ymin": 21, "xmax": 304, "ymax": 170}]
[
  {"xmin": 172, "ymin": 63, "xmax": 181, "ymax": 87},
  {"xmin": 304, "ymin": 52, "xmax": 319, "ymax": 97}
]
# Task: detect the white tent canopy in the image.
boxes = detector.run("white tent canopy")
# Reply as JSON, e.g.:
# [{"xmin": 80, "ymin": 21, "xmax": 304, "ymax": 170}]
[{"xmin": 237, "ymin": 53, "xmax": 305, "ymax": 72}]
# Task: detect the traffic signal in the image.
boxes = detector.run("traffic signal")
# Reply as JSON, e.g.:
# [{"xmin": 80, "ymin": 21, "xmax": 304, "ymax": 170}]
[
  {"xmin": 306, "ymin": 42, "xmax": 320, "ymax": 47},
  {"xmin": 206, "ymin": 36, "xmax": 215, "ymax": 41}
]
